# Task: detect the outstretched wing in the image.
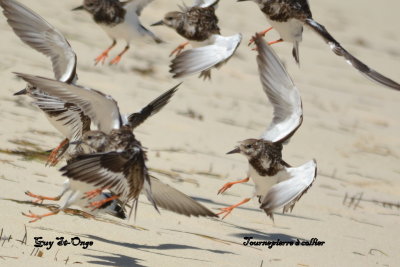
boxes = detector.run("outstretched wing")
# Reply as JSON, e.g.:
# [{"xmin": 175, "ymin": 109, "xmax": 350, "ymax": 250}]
[
  {"xmin": 0, "ymin": 0, "xmax": 77, "ymax": 83},
  {"xmin": 260, "ymin": 159, "xmax": 317, "ymax": 220},
  {"xmin": 305, "ymin": 18, "xmax": 400, "ymax": 91},
  {"xmin": 170, "ymin": 34, "xmax": 241, "ymax": 79},
  {"xmin": 148, "ymin": 176, "xmax": 218, "ymax": 217},
  {"xmin": 60, "ymin": 150, "xmax": 147, "ymax": 202},
  {"xmin": 15, "ymin": 73, "xmax": 122, "ymax": 134},
  {"xmin": 254, "ymin": 34, "xmax": 303, "ymax": 143},
  {"xmin": 32, "ymin": 92, "xmax": 90, "ymax": 141},
  {"xmin": 127, "ymin": 83, "xmax": 180, "ymax": 129}
]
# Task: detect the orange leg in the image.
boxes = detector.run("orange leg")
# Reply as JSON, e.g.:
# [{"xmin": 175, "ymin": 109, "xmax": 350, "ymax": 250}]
[
  {"xmin": 82, "ymin": 187, "xmax": 109, "ymax": 200},
  {"xmin": 25, "ymin": 191, "xmax": 61, "ymax": 204},
  {"xmin": 248, "ymin": 27, "xmax": 273, "ymax": 46},
  {"xmin": 169, "ymin": 41, "xmax": 189, "ymax": 57},
  {"xmin": 22, "ymin": 210, "xmax": 59, "ymax": 223},
  {"xmin": 95, "ymin": 40, "xmax": 116, "ymax": 65},
  {"xmin": 109, "ymin": 45, "xmax": 129, "ymax": 65},
  {"xmin": 46, "ymin": 138, "xmax": 69, "ymax": 166},
  {"xmin": 268, "ymin": 38, "xmax": 283, "ymax": 45},
  {"xmin": 217, "ymin": 198, "xmax": 251, "ymax": 219},
  {"xmin": 217, "ymin": 177, "xmax": 249, "ymax": 195},
  {"xmin": 252, "ymin": 38, "xmax": 283, "ymax": 51},
  {"xmin": 86, "ymin": 195, "xmax": 119, "ymax": 211}
]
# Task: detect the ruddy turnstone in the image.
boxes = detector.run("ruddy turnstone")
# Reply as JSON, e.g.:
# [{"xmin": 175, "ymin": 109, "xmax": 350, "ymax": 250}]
[
  {"xmin": 20, "ymin": 86, "xmax": 179, "ymax": 222},
  {"xmin": 15, "ymin": 74, "xmax": 217, "ymax": 220},
  {"xmin": 239, "ymin": 0, "xmax": 400, "ymax": 91},
  {"xmin": 151, "ymin": 0, "xmax": 242, "ymax": 80},
  {"xmin": 0, "ymin": 0, "xmax": 89, "ymax": 165},
  {"xmin": 217, "ymin": 34, "xmax": 317, "ymax": 220},
  {"xmin": 72, "ymin": 0, "xmax": 163, "ymax": 65}
]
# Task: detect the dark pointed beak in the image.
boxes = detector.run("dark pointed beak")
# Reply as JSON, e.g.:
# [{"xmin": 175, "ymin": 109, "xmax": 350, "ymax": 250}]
[
  {"xmin": 69, "ymin": 140, "xmax": 83, "ymax": 145},
  {"xmin": 13, "ymin": 88, "xmax": 27, "ymax": 96},
  {"xmin": 227, "ymin": 147, "xmax": 240, "ymax": 154},
  {"xmin": 71, "ymin": 5, "xmax": 84, "ymax": 11},
  {"xmin": 151, "ymin": 20, "xmax": 164, "ymax": 27}
]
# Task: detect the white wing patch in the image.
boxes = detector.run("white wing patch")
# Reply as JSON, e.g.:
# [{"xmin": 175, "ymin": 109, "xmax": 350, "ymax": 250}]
[
  {"xmin": 260, "ymin": 160, "xmax": 317, "ymax": 218},
  {"xmin": 254, "ymin": 34, "xmax": 303, "ymax": 143},
  {"xmin": 170, "ymin": 33, "xmax": 242, "ymax": 79}
]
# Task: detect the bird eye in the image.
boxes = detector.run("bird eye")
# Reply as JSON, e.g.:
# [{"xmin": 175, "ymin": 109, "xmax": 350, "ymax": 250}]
[
  {"xmin": 245, "ymin": 145, "xmax": 251, "ymax": 149},
  {"xmin": 87, "ymin": 136, "xmax": 92, "ymax": 140},
  {"xmin": 166, "ymin": 17, "xmax": 173, "ymax": 21}
]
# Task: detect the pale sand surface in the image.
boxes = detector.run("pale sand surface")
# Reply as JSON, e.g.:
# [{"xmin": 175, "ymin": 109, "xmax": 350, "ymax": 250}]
[{"xmin": 0, "ymin": 0, "xmax": 399, "ymax": 266}]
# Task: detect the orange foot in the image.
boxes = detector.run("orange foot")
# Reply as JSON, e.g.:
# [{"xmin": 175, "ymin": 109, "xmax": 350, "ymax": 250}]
[
  {"xmin": 109, "ymin": 55, "xmax": 122, "ymax": 65},
  {"xmin": 95, "ymin": 51, "xmax": 110, "ymax": 65},
  {"xmin": 22, "ymin": 210, "xmax": 59, "ymax": 223},
  {"xmin": 25, "ymin": 191, "xmax": 61, "ymax": 204},
  {"xmin": 86, "ymin": 195, "xmax": 119, "ymax": 211},
  {"xmin": 217, "ymin": 198, "xmax": 250, "ymax": 219},
  {"xmin": 46, "ymin": 138, "xmax": 69, "ymax": 166},
  {"xmin": 217, "ymin": 177, "xmax": 249, "ymax": 195},
  {"xmin": 169, "ymin": 41, "xmax": 189, "ymax": 57},
  {"xmin": 82, "ymin": 187, "xmax": 108, "ymax": 200},
  {"xmin": 109, "ymin": 45, "xmax": 129, "ymax": 65},
  {"xmin": 95, "ymin": 40, "xmax": 116, "ymax": 66},
  {"xmin": 248, "ymin": 27, "xmax": 273, "ymax": 46}
]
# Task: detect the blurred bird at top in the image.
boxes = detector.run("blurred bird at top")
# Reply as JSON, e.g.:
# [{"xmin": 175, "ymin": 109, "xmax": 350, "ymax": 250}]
[
  {"xmin": 152, "ymin": 0, "xmax": 241, "ymax": 80},
  {"xmin": 239, "ymin": 0, "xmax": 400, "ymax": 91},
  {"xmin": 72, "ymin": 0, "xmax": 163, "ymax": 65}
]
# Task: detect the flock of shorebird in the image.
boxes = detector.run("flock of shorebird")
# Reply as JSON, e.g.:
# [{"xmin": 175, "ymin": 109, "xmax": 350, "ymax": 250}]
[{"xmin": 1, "ymin": 0, "xmax": 399, "ymax": 224}]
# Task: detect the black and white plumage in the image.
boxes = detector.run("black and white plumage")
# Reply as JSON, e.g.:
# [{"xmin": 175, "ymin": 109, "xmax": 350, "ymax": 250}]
[
  {"xmin": 73, "ymin": 0, "xmax": 163, "ymax": 65},
  {"xmin": 0, "ymin": 0, "xmax": 128, "ymax": 220},
  {"xmin": 15, "ymin": 74, "xmax": 216, "ymax": 219},
  {"xmin": 152, "ymin": 0, "xmax": 241, "ymax": 80},
  {"xmin": 219, "ymin": 34, "xmax": 316, "ymax": 220},
  {"xmin": 0, "ymin": 0, "xmax": 92, "ymax": 161},
  {"xmin": 239, "ymin": 0, "xmax": 400, "ymax": 91}
]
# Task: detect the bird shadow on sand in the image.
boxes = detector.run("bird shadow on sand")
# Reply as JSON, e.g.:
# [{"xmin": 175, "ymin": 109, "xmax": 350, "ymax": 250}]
[
  {"xmin": 83, "ymin": 234, "xmax": 229, "ymax": 263},
  {"xmin": 84, "ymin": 252, "xmax": 146, "ymax": 267}
]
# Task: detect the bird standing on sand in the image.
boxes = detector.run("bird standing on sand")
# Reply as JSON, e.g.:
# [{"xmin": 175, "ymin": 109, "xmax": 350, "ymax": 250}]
[
  {"xmin": 72, "ymin": 0, "xmax": 163, "ymax": 65},
  {"xmin": 239, "ymin": 0, "xmax": 400, "ymax": 91},
  {"xmin": 152, "ymin": 0, "xmax": 241, "ymax": 80},
  {"xmin": 218, "ymin": 34, "xmax": 317, "ymax": 220}
]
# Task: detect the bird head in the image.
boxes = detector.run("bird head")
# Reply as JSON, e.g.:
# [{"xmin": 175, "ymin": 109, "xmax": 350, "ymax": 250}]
[
  {"xmin": 13, "ymin": 83, "xmax": 35, "ymax": 96},
  {"xmin": 227, "ymin": 139, "xmax": 260, "ymax": 159},
  {"xmin": 151, "ymin": 11, "xmax": 184, "ymax": 29},
  {"xmin": 72, "ymin": 131, "xmax": 109, "ymax": 152}
]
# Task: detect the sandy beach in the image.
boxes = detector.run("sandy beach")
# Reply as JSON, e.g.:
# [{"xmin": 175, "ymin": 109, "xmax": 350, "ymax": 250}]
[{"xmin": 0, "ymin": 0, "xmax": 399, "ymax": 266}]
